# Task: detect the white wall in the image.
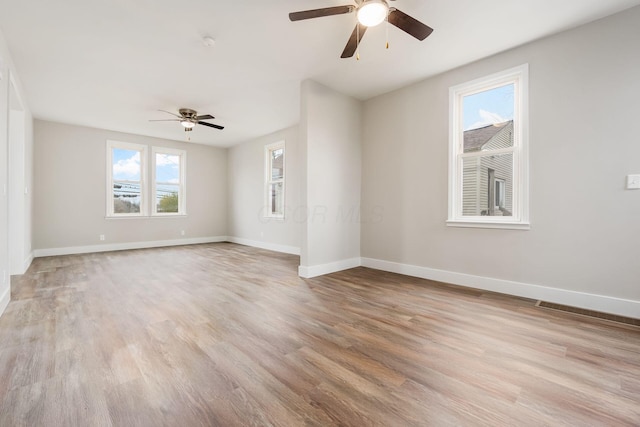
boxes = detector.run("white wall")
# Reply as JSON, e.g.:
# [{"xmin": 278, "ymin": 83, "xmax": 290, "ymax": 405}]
[
  {"xmin": 0, "ymin": 29, "xmax": 34, "ymax": 317},
  {"xmin": 361, "ymin": 7, "xmax": 640, "ymax": 316},
  {"xmin": 33, "ymin": 120, "xmax": 227, "ymax": 254},
  {"xmin": 227, "ymin": 126, "xmax": 300, "ymax": 254},
  {"xmin": 299, "ymin": 80, "xmax": 362, "ymax": 277}
]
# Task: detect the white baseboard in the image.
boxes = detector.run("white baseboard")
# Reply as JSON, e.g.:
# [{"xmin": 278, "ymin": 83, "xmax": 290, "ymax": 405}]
[
  {"xmin": 27, "ymin": 236, "xmax": 639, "ymax": 319},
  {"xmin": 0, "ymin": 284, "xmax": 9, "ymax": 319},
  {"xmin": 361, "ymin": 257, "xmax": 640, "ymax": 319},
  {"xmin": 226, "ymin": 236, "xmax": 300, "ymax": 255},
  {"xmin": 33, "ymin": 236, "xmax": 228, "ymax": 258},
  {"xmin": 299, "ymin": 257, "xmax": 361, "ymax": 279}
]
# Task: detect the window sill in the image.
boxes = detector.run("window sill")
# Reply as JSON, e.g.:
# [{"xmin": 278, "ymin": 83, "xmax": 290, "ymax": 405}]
[
  {"xmin": 106, "ymin": 214, "xmax": 188, "ymax": 220},
  {"xmin": 446, "ymin": 220, "xmax": 530, "ymax": 230},
  {"xmin": 151, "ymin": 214, "xmax": 188, "ymax": 218}
]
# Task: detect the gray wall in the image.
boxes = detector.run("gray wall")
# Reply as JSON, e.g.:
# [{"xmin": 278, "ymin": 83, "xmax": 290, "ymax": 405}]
[
  {"xmin": 361, "ymin": 7, "xmax": 640, "ymax": 301},
  {"xmin": 300, "ymin": 80, "xmax": 362, "ymax": 271},
  {"xmin": 227, "ymin": 125, "xmax": 300, "ymax": 252},
  {"xmin": 34, "ymin": 120, "xmax": 227, "ymax": 251}
]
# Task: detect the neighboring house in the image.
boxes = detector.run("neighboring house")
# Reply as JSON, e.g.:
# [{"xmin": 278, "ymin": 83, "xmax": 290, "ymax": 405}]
[{"xmin": 462, "ymin": 121, "xmax": 514, "ymax": 216}]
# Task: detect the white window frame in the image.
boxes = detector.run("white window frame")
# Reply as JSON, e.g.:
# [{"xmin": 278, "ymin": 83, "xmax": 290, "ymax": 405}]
[
  {"xmin": 151, "ymin": 147, "xmax": 187, "ymax": 216},
  {"xmin": 106, "ymin": 140, "xmax": 148, "ymax": 218},
  {"xmin": 447, "ymin": 64, "xmax": 530, "ymax": 230},
  {"xmin": 494, "ymin": 178, "xmax": 506, "ymax": 210},
  {"xmin": 264, "ymin": 141, "xmax": 285, "ymax": 219}
]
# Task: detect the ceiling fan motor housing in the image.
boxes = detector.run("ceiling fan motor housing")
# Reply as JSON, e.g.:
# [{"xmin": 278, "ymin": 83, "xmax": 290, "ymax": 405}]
[{"xmin": 179, "ymin": 108, "xmax": 198, "ymax": 119}]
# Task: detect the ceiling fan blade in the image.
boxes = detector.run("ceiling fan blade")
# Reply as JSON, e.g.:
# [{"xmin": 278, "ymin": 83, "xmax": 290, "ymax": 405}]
[
  {"xmin": 198, "ymin": 121, "xmax": 224, "ymax": 130},
  {"xmin": 289, "ymin": 5, "xmax": 355, "ymax": 21},
  {"xmin": 341, "ymin": 23, "xmax": 368, "ymax": 58},
  {"xmin": 195, "ymin": 114, "xmax": 215, "ymax": 120},
  {"xmin": 149, "ymin": 119, "xmax": 181, "ymax": 122},
  {"xmin": 388, "ymin": 9, "xmax": 433, "ymax": 41},
  {"xmin": 158, "ymin": 109, "xmax": 182, "ymax": 118}
]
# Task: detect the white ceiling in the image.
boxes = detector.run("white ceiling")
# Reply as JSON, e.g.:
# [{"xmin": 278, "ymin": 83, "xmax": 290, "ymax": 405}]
[{"xmin": 1, "ymin": 0, "xmax": 639, "ymax": 147}]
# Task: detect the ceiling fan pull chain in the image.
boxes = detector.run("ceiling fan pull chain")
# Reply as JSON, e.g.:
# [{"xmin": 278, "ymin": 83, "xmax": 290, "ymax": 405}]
[
  {"xmin": 386, "ymin": 8, "xmax": 390, "ymax": 49},
  {"xmin": 356, "ymin": 20, "xmax": 360, "ymax": 60}
]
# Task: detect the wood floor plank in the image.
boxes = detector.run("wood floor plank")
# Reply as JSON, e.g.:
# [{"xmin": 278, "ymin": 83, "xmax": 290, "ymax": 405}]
[{"xmin": 0, "ymin": 242, "xmax": 638, "ymax": 425}]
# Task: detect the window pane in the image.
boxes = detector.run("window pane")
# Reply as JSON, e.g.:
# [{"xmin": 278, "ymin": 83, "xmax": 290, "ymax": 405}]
[
  {"xmin": 156, "ymin": 153, "xmax": 180, "ymax": 183},
  {"xmin": 156, "ymin": 184, "xmax": 179, "ymax": 213},
  {"xmin": 462, "ymin": 153, "xmax": 513, "ymax": 217},
  {"xmin": 463, "ymin": 84, "xmax": 514, "ymax": 153},
  {"xmin": 271, "ymin": 148, "xmax": 284, "ymax": 180},
  {"xmin": 270, "ymin": 182, "xmax": 284, "ymax": 216},
  {"xmin": 113, "ymin": 148, "xmax": 141, "ymax": 181},
  {"xmin": 113, "ymin": 181, "xmax": 141, "ymax": 213}
]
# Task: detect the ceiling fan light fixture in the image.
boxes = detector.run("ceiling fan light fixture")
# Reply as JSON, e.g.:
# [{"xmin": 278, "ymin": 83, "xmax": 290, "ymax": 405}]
[
  {"xmin": 357, "ymin": 0, "xmax": 388, "ymax": 27},
  {"xmin": 180, "ymin": 120, "xmax": 196, "ymax": 129}
]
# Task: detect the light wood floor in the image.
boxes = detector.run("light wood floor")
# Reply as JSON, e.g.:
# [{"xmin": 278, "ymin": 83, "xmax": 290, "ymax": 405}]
[{"xmin": 0, "ymin": 243, "xmax": 638, "ymax": 426}]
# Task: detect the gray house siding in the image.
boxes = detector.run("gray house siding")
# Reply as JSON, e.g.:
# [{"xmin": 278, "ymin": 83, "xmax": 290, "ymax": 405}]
[{"xmin": 462, "ymin": 121, "xmax": 514, "ymax": 216}]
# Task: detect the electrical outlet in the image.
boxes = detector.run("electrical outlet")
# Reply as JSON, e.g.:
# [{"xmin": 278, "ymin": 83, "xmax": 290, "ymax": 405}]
[
  {"xmin": 626, "ymin": 174, "xmax": 640, "ymax": 190},
  {"xmin": 99, "ymin": 234, "xmax": 105, "ymax": 241},
  {"xmin": 180, "ymin": 230, "xmax": 185, "ymax": 236}
]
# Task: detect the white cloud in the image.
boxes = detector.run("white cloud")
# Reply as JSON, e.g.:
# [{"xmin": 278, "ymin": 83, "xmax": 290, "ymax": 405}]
[
  {"xmin": 466, "ymin": 109, "xmax": 507, "ymax": 130},
  {"xmin": 113, "ymin": 152, "xmax": 140, "ymax": 179},
  {"xmin": 156, "ymin": 154, "xmax": 179, "ymax": 167}
]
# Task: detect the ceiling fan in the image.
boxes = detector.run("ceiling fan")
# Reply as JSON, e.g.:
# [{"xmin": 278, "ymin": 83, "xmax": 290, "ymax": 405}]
[
  {"xmin": 150, "ymin": 108, "xmax": 224, "ymax": 139},
  {"xmin": 289, "ymin": 0, "xmax": 433, "ymax": 59}
]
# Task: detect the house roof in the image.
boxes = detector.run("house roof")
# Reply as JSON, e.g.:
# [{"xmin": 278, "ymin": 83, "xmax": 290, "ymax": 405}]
[{"xmin": 463, "ymin": 121, "xmax": 513, "ymax": 152}]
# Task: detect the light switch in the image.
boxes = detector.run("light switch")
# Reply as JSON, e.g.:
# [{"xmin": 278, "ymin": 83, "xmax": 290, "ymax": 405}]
[{"xmin": 626, "ymin": 174, "xmax": 640, "ymax": 190}]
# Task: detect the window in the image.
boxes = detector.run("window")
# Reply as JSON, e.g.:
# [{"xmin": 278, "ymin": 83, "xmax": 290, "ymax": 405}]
[
  {"xmin": 107, "ymin": 140, "xmax": 147, "ymax": 217},
  {"xmin": 152, "ymin": 147, "xmax": 186, "ymax": 215},
  {"xmin": 106, "ymin": 141, "xmax": 186, "ymax": 218},
  {"xmin": 448, "ymin": 64, "xmax": 529, "ymax": 229},
  {"xmin": 265, "ymin": 141, "xmax": 285, "ymax": 218}
]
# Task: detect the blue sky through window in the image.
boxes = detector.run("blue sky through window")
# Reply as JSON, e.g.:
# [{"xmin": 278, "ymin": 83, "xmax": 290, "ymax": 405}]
[
  {"xmin": 156, "ymin": 153, "xmax": 180, "ymax": 183},
  {"xmin": 113, "ymin": 148, "xmax": 141, "ymax": 181},
  {"xmin": 463, "ymin": 84, "xmax": 514, "ymax": 130}
]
